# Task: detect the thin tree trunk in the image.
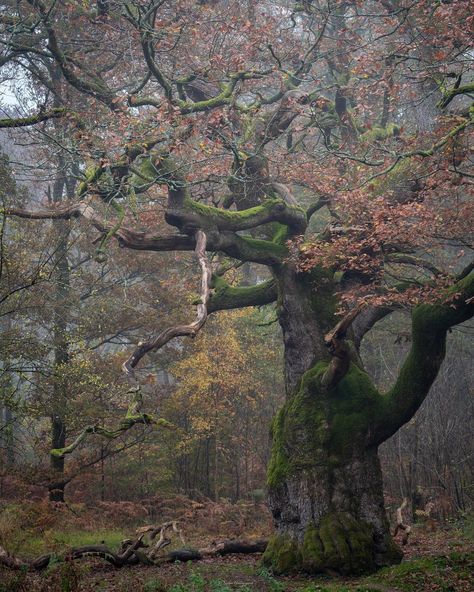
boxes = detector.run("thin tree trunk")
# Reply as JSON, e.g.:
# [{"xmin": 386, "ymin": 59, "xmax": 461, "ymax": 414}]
[{"xmin": 48, "ymin": 167, "xmax": 75, "ymax": 502}]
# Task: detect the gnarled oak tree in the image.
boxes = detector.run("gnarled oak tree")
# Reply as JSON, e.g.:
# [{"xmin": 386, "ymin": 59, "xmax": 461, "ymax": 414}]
[{"xmin": 1, "ymin": 0, "xmax": 473, "ymax": 575}]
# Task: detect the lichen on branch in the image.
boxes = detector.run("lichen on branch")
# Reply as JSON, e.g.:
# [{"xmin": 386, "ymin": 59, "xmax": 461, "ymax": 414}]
[{"xmin": 50, "ymin": 389, "xmax": 174, "ymax": 458}]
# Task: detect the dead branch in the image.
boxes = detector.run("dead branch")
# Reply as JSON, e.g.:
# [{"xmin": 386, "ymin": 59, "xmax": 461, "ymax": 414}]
[
  {"xmin": 392, "ymin": 497, "xmax": 411, "ymax": 545},
  {"xmin": 0, "ymin": 518, "xmax": 267, "ymax": 571},
  {"xmin": 321, "ymin": 304, "xmax": 364, "ymax": 389},
  {"xmin": 137, "ymin": 520, "xmax": 186, "ymax": 559},
  {"xmin": 4, "ymin": 202, "xmax": 194, "ymax": 252},
  {"xmin": 269, "ymin": 181, "xmax": 298, "ymax": 206},
  {"xmin": 415, "ymin": 501, "xmax": 437, "ymax": 532},
  {"xmin": 122, "ymin": 229, "xmax": 212, "ymax": 377}
]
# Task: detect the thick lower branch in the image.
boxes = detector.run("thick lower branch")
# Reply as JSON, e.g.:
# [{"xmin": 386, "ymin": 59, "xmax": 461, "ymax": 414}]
[
  {"xmin": 4, "ymin": 202, "xmax": 195, "ymax": 251},
  {"xmin": 208, "ymin": 277, "xmax": 277, "ymax": 313},
  {"xmin": 371, "ymin": 272, "xmax": 474, "ymax": 445},
  {"xmin": 211, "ymin": 231, "xmax": 287, "ymax": 265},
  {"xmin": 174, "ymin": 197, "xmax": 306, "ymax": 234}
]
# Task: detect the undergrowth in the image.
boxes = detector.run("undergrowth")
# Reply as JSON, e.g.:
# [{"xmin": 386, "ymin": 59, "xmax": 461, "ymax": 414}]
[{"xmin": 137, "ymin": 551, "xmax": 474, "ymax": 592}]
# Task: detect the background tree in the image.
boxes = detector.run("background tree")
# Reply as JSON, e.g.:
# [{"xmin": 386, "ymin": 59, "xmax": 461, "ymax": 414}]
[{"xmin": 167, "ymin": 308, "xmax": 283, "ymax": 502}]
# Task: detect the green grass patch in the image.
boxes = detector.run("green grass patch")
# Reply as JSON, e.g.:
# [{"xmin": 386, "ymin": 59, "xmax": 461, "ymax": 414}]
[
  {"xmin": 362, "ymin": 551, "xmax": 474, "ymax": 592},
  {"xmin": 2, "ymin": 532, "xmax": 473, "ymax": 592},
  {"xmin": 461, "ymin": 512, "xmax": 474, "ymax": 542},
  {"xmin": 136, "ymin": 553, "xmax": 474, "ymax": 592},
  {"xmin": 9, "ymin": 528, "xmax": 127, "ymax": 558},
  {"xmin": 51, "ymin": 528, "xmax": 126, "ymax": 549}
]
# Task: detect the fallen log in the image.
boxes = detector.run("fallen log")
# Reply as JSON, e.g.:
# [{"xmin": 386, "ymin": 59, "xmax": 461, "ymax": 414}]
[
  {"xmin": 203, "ymin": 539, "xmax": 268, "ymax": 556},
  {"xmin": 155, "ymin": 539, "xmax": 268, "ymax": 564},
  {"xmin": 0, "ymin": 537, "xmax": 147, "ymax": 570},
  {"xmin": 0, "ymin": 523, "xmax": 268, "ymax": 572}
]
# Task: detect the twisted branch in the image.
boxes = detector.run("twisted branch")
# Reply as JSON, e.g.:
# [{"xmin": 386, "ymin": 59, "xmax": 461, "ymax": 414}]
[
  {"xmin": 122, "ymin": 229, "xmax": 212, "ymax": 376},
  {"xmin": 50, "ymin": 388, "xmax": 174, "ymax": 458}
]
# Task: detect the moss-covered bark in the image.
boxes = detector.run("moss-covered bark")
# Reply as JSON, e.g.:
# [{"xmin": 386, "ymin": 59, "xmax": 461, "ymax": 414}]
[
  {"xmin": 0, "ymin": 107, "xmax": 66, "ymax": 128},
  {"xmin": 265, "ymin": 270, "xmax": 473, "ymax": 576},
  {"xmin": 208, "ymin": 276, "xmax": 277, "ymax": 313},
  {"xmin": 263, "ymin": 512, "xmax": 385, "ymax": 575},
  {"xmin": 265, "ymin": 360, "xmax": 402, "ymax": 575},
  {"xmin": 266, "ymin": 269, "xmax": 395, "ymax": 576}
]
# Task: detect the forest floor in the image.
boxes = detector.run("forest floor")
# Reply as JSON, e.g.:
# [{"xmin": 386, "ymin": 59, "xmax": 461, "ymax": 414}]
[{"xmin": 0, "ymin": 499, "xmax": 473, "ymax": 592}]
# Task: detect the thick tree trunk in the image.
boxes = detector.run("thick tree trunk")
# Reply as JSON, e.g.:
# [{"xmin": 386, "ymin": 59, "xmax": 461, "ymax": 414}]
[{"xmin": 263, "ymin": 270, "xmax": 402, "ymax": 575}]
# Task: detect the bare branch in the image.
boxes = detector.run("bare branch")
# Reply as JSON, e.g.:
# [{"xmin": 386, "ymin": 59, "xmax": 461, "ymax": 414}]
[
  {"xmin": 122, "ymin": 229, "xmax": 212, "ymax": 375},
  {"xmin": 392, "ymin": 498, "xmax": 411, "ymax": 546},
  {"xmin": 4, "ymin": 201, "xmax": 195, "ymax": 251},
  {"xmin": 269, "ymin": 182, "xmax": 298, "ymax": 206}
]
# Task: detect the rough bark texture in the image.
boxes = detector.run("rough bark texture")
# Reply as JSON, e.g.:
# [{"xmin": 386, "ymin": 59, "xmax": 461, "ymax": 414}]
[
  {"xmin": 263, "ymin": 270, "xmax": 401, "ymax": 575},
  {"xmin": 264, "ymin": 360, "xmax": 402, "ymax": 575},
  {"xmin": 276, "ymin": 267, "xmax": 335, "ymax": 393},
  {"xmin": 263, "ymin": 269, "xmax": 473, "ymax": 575}
]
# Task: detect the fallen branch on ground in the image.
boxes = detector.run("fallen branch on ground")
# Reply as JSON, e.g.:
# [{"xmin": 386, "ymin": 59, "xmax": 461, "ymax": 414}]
[{"xmin": 0, "ymin": 520, "xmax": 268, "ymax": 571}]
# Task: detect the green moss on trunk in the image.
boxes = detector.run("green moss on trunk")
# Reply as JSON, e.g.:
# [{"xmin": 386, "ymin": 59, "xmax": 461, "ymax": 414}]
[
  {"xmin": 266, "ymin": 359, "xmax": 402, "ymax": 575},
  {"xmin": 263, "ymin": 513, "xmax": 378, "ymax": 575},
  {"xmin": 267, "ymin": 362, "xmax": 384, "ymax": 488},
  {"xmin": 262, "ymin": 534, "xmax": 302, "ymax": 574}
]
